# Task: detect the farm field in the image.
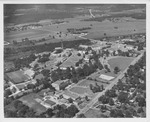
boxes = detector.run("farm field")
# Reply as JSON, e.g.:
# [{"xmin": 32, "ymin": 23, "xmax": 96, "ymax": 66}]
[
  {"xmin": 108, "ymin": 56, "xmax": 135, "ymax": 71},
  {"xmin": 84, "ymin": 19, "xmax": 145, "ymax": 39},
  {"xmin": 4, "ymin": 18, "xmax": 145, "ymax": 43}
]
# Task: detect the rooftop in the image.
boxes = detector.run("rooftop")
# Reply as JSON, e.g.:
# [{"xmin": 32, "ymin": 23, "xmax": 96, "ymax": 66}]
[{"xmin": 44, "ymin": 99, "xmax": 56, "ymax": 106}]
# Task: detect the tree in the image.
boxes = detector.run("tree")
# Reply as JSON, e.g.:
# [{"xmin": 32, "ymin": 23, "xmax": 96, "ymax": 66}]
[
  {"xmin": 68, "ymin": 98, "xmax": 73, "ymax": 103},
  {"xmin": 124, "ymin": 110, "xmax": 133, "ymax": 118},
  {"xmin": 98, "ymin": 95, "xmax": 109, "ymax": 104},
  {"xmin": 4, "ymin": 89, "xmax": 12, "ymax": 98},
  {"xmin": 67, "ymin": 105, "xmax": 79, "ymax": 117},
  {"xmin": 109, "ymin": 98, "xmax": 115, "ymax": 106},
  {"xmin": 4, "ymin": 110, "xmax": 17, "ymax": 118},
  {"xmin": 114, "ymin": 66, "xmax": 120, "ymax": 74},
  {"xmin": 26, "ymin": 84, "xmax": 35, "ymax": 89},
  {"xmin": 77, "ymin": 113, "xmax": 86, "ymax": 118},
  {"xmin": 137, "ymin": 107, "xmax": 144, "ymax": 113},
  {"xmin": 136, "ymin": 97, "xmax": 146, "ymax": 107},
  {"xmin": 118, "ymin": 92, "xmax": 128, "ymax": 104},
  {"xmin": 83, "ymin": 64, "xmax": 90, "ymax": 76},
  {"xmin": 46, "ymin": 108, "xmax": 54, "ymax": 117},
  {"xmin": 13, "ymin": 100, "xmax": 23, "ymax": 110},
  {"xmin": 71, "ymin": 76, "xmax": 78, "ymax": 83}
]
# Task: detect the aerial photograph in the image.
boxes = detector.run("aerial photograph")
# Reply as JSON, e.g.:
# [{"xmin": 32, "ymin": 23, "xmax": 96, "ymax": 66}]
[{"xmin": 4, "ymin": 4, "xmax": 146, "ymax": 118}]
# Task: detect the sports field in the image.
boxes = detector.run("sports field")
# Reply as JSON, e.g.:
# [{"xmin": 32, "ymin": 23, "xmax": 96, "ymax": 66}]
[
  {"xmin": 6, "ymin": 70, "xmax": 29, "ymax": 84},
  {"xmin": 108, "ymin": 56, "xmax": 134, "ymax": 71}
]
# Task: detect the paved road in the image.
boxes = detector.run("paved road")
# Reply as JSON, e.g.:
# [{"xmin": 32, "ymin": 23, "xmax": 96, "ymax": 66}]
[{"xmin": 75, "ymin": 51, "xmax": 144, "ymax": 117}]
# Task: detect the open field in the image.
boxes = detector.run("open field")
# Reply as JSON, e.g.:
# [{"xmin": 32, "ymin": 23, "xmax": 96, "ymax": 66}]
[
  {"xmin": 4, "ymin": 18, "xmax": 145, "ymax": 43},
  {"xmin": 84, "ymin": 108, "xmax": 102, "ymax": 118},
  {"xmin": 84, "ymin": 19, "xmax": 145, "ymax": 39},
  {"xmin": 70, "ymin": 86, "xmax": 94, "ymax": 97},
  {"xmin": 108, "ymin": 56, "xmax": 135, "ymax": 71}
]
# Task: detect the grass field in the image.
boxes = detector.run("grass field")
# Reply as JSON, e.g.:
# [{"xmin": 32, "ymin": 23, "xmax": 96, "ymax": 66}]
[
  {"xmin": 84, "ymin": 108, "xmax": 102, "ymax": 118},
  {"xmin": 60, "ymin": 51, "xmax": 83, "ymax": 68},
  {"xmin": 108, "ymin": 56, "xmax": 134, "ymax": 71},
  {"xmin": 70, "ymin": 86, "xmax": 94, "ymax": 97}
]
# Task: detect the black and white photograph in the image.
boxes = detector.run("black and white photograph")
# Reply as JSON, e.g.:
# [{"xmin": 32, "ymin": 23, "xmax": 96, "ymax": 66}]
[{"xmin": 1, "ymin": 0, "xmax": 149, "ymax": 120}]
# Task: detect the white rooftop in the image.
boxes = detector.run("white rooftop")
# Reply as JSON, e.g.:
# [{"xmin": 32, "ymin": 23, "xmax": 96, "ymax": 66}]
[{"xmin": 99, "ymin": 74, "xmax": 114, "ymax": 81}]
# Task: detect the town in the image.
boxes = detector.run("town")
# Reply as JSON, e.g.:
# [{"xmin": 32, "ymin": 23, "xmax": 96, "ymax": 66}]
[{"xmin": 4, "ymin": 4, "xmax": 146, "ymax": 118}]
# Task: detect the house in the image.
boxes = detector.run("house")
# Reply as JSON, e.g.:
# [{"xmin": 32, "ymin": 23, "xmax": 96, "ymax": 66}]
[{"xmin": 51, "ymin": 79, "xmax": 70, "ymax": 91}]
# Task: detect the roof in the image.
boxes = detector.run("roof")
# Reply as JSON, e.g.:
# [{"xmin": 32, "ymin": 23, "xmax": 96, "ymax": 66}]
[
  {"xmin": 6, "ymin": 70, "xmax": 29, "ymax": 84},
  {"xmin": 52, "ymin": 80, "xmax": 64, "ymax": 86},
  {"xmin": 24, "ymin": 69, "xmax": 34, "ymax": 78},
  {"xmin": 52, "ymin": 79, "xmax": 69, "ymax": 86},
  {"xmin": 44, "ymin": 99, "xmax": 56, "ymax": 106},
  {"xmin": 99, "ymin": 74, "xmax": 114, "ymax": 81}
]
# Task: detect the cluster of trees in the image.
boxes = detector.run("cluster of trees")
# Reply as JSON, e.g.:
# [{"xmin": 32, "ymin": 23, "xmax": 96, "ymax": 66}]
[
  {"xmin": 40, "ymin": 104, "xmax": 79, "ymax": 118},
  {"xmin": 90, "ymin": 83, "xmax": 104, "ymax": 93},
  {"xmin": 4, "ymin": 89, "xmax": 12, "ymax": 98},
  {"xmin": 13, "ymin": 54, "xmax": 37, "ymax": 69},
  {"xmin": 98, "ymin": 89, "xmax": 117, "ymax": 105},
  {"xmin": 4, "ymin": 100, "xmax": 36, "ymax": 118},
  {"xmin": 37, "ymin": 53, "xmax": 50, "ymax": 63},
  {"xmin": 67, "ymin": 27, "xmax": 91, "ymax": 34},
  {"xmin": 51, "ymin": 49, "xmax": 104, "ymax": 83}
]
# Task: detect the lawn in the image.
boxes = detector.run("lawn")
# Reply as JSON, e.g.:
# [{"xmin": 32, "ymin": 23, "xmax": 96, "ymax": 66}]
[
  {"xmin": 84, "ymin": 108, "xmax": 102, "ymax": 118},
  {"xmin": 4, "ymin": 29, "xmax": 50, "ymax": 42},
  {"xmin": 60, "ymin": 51, "xmax": 83, "ymax": 68},
  {"xmin": 78, "ymin": 79, "xmax": 108, "ymax": 88},
  {"xmin": 69, "ymin": 86, "xmax": 94, "ymax": 97},
  {"xmin": 108, "ymin": 56, "xmax": 134, "ymax": 71}
]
